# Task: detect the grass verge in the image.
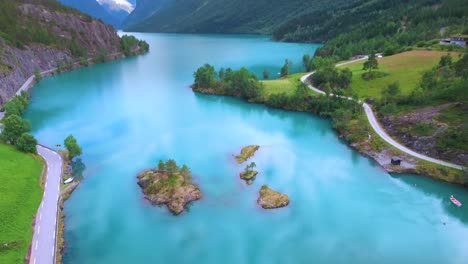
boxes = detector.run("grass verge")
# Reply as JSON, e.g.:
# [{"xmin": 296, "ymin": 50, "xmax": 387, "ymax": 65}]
[{"xmin": 0, "ymin": 144, "xmax": 42, "ymax": 264}]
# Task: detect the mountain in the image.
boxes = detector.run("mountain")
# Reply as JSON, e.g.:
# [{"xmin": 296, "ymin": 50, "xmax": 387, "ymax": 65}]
[
  {"xmin": 124, "ymin": 0, "xmax": 467, "ymax": 59},
  {"xmin": 124, "ymin": 0, "xmax": 171, "ymax": 28},
  {"xmin": 0, "ymin": 0, "xmax": 148, "ymax": 104},
  {"xmin": 58, "ymin": 0, "xmax": 133, "ymax": 28},
  {"xmin": 124, "ymin": 0, "xmax": 348, "ymax": 34}
]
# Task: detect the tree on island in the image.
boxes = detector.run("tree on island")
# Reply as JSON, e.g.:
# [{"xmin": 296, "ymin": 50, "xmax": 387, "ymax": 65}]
[
  {"xmin": 194, "ymin": 64, "xmax": 216, "ymax": 88},
  {"xmin": 263, "ymin": 69, "xmax": 270, "ymax": 80},
  {"xmin": 180, "ymin": 165, "xmax": 192, "ymax": 183},
  {"xmin": 245, "ymin": 162, "xmax": 257, "ymax": 172},
  {"xmin": 165, "ymin": 159, "xmax": 178, "ymax": 175},
  {"xmin": 280, "ymin": 59, "xmax": 292, "ymax": 78},
  {"xmin": 363, "ymin": 53, "xmax": 379, "ymax": 72},
  {"xmin": 64, "ymin": 135, "xmax": 82, "ymax": 160},
  {"xmin": 158, "ymin": 160, "xmax": 166, "ymax": 171}
]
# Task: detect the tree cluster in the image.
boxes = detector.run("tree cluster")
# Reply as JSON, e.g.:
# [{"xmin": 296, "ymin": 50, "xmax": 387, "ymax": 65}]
[
  {"xmin": 194, "ymin": 64, "xmax": 263, "ymax": 101},
  {"xmin": 0, "ymin": 93, "xmax": 38, "ymax": 154},
  {"xmin": 64, "ymin": 135, "xmax": 82, "ymax": 160},
  {"xmin": 156, "ymin": 159, "xmax": 192, "ymax": 184},
  {"xmin": 120, "ymin": 35, "xmax": 150, "ymax": 56},
  {"xmin": 310, "ymin": 66, "xmax": 352, "ymax": 94}
]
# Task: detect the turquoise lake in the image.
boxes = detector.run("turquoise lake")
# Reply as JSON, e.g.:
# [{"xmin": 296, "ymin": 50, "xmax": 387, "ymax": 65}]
[{"xmin": 24, "ymin": 33, "xmax": 468, "ymax": 264}]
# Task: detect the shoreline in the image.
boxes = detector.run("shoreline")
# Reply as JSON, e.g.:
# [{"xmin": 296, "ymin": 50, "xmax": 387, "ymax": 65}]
[
  {"xmin": 300, "ymin": 71, "xmax": 464, "ymax": 170},
  {"xmin": 0, "ymin": 50, "xmax": 143, "ymax": 264},
  {"xmin": 192, "ymin": 82, "xmax": 466, "ymax": 186}
]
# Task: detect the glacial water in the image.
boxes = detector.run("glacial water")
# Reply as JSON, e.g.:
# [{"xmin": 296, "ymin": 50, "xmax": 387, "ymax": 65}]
[{"xmin": 24, "ymin": 33, "xmax": 468, "ymax": 264}]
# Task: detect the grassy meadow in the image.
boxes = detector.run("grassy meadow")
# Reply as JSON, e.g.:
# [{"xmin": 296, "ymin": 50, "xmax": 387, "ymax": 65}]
[
  {"xmin": 339, "ymin": 51, "xmax": 460, "ymax": 99},
  {"xmin": 261, "ymin": 73, "xmax": 316, "ymax": 99},
  {"xmin": 0, "ymin": 144, "xmax": 43, "ymax": 264}
]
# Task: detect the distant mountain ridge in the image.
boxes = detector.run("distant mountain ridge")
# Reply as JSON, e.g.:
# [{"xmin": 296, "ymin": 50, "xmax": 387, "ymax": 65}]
[
  {"xmin": 123, "ymin": 0, "xmax": 467, "ymax": 59},
  {"xmin": 58, "ymin": 0, "xmax": 134, "ymax": 28}
]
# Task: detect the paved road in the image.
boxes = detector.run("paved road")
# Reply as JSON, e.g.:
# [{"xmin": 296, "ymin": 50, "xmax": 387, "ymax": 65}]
[
  {"xmin": 0, "ymin": 52, "xmax": 123, "ymax": 264},
  {"xmin": 29, "ymin": 146, "xmax": 63, "ymax": 264},
  {"xmin": 300, "ymin": 58, "xmax": 464, "ymax": 170}
]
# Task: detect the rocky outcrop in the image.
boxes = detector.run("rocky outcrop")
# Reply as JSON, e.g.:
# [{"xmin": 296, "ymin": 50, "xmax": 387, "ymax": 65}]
[
  {"xmin": 380, "ymin": 103, "xmax": 467, "ymax": 165},
  {"xmin": 137, "ymin": 167, "xmax": 202, "ymax": 215},
  {"xmin": 257, "ymin": 185, "xmax": 289, "ymax": 209},
  {"xmin": 235, "ymin": 145, "xmax": 260, "ymax": 164},
  {"xmin": 0, "ymin": 2, "xmax": 147, "ymax": 104},
  {"xmin": 240, "ymin": 170, "xmax": 258, "ymax": 185}
]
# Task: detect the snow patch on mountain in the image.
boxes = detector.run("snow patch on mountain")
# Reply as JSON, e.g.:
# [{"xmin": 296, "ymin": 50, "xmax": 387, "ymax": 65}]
[{"xmin": 97, "ymin": 0, "xmax": 134, "ymax": 13}]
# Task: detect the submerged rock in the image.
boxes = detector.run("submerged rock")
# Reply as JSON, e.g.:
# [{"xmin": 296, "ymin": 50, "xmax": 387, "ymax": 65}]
[
  {"xmin": 257, "ymin": 185, "xmax": 289, "ymax": 209},
  {"xmin": 137, "ymin": 162, "xmax": 202, "ymax": 215}
]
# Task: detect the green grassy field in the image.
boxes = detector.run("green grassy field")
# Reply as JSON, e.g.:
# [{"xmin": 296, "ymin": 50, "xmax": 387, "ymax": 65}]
[
  {"xmin": 339, "ymin": 51, "xmax": 459, "ymax": 99},
  {"xmin": 261, "ymin": 73, "xmax": 313, "ymax": 98},
  {"xmin": 0, "ymin": 144, "xmax": 43, "ymax": 264}
]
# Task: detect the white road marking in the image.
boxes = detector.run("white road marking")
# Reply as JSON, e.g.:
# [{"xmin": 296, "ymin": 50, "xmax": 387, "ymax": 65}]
[
  {"xmin": 33, "ymin": 258, "xmax": 36, "ymax": 264},
  {"xmin": 39, "ymin": 213, "xmax": 42, "ymax": 220},
  {"xmin": 52, "ymin": 245, "xmax": 55, "ymax": 256},
  {"xmin": 38, "ymin": 226, "xmax": 40, "ymax": 234},
  {"xmin": 45, "ymin": 182, "xmax": 48, "ymax": 188},
  {"xmin": 35, "ymin": 240, "xmax": 38, "ymax": 250}
]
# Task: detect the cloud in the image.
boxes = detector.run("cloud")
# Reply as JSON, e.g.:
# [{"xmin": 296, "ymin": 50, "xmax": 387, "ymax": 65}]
[{"xmin": 96, "ymin": 0, "xmax": 134, "ymax": 13}]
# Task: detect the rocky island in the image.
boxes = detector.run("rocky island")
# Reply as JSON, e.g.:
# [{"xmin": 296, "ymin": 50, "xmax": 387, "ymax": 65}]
[
  {"xmin": 240, "ymin": 162, "xmax": 258, "ymax": 185},
  {"xmin": 137, "ymin": 160, "xmax": 202, "ymax": 215},
  {"xmin": 236, "ymin": 145, "xmax": 260, "ymax": 163},
  {"xmin": 257, "ymin": 185, "xmax": 290, "ymax": 209}
]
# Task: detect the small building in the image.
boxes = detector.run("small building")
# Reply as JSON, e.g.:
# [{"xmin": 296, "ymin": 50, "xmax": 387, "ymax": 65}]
[
  {"xmin": 365, "ymin": 97, "xmax": 376, "ymax": 104},
  {"xmin": 391, "ymin": 156, "xmax": 402, "ymax": 166},
  {"xmin": 440, "ymin": 36, "xmax": 468, "ymax": 47}
]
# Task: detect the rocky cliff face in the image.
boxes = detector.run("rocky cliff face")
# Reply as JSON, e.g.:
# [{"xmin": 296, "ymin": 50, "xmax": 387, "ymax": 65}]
[
  {"xmin": 381, "ymin": 103, "xmax": 468, "ymax": 165},
  {"xmin": 0, "ymin": 2, "xmax": 124, "ymax": 104}
]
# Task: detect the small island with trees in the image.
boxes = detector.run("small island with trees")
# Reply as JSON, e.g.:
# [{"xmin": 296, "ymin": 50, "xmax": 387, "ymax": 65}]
[
  {"xmin": 137, "ymin": 160, "xmax": 202, "ymax": 215},
  {"xmin": 240, "ymin": 162, "xmax": 258, "ymax": 185}
]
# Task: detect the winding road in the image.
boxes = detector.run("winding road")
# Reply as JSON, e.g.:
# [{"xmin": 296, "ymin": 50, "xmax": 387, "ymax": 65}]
[
  {"xmin": 300, "ymin": 58, "xmax": 464, "ymax": 170},
  {"xmin": 29, "ymin": 145, "xmax": 63, "ymax": 264},
  {"xmin": 0, "ymin": 53, "xmax": 123, "ymax": 264}
]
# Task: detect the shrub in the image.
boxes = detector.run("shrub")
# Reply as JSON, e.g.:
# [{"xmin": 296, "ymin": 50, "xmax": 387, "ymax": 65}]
[{"xmin": 15, "ymin": 133, "xmax": 37, "ymax": 153}]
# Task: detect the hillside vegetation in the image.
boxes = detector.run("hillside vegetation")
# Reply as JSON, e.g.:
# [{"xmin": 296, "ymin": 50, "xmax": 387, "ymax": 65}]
[
  {"xmin": 338, "ymin": 51, "xmax": 460, "ymax": 99},
  {"xmin": 0, "ymin": 0, "xmax": 149, "ymax": 104},
  {"xmin": 125, "ymin": 0, "xmax": 467, "ymax": 60}
]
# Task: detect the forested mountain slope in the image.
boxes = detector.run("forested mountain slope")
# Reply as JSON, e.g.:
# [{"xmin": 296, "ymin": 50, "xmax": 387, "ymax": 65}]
[
  {"xmin": 125, "ymin": 0, "xmax": 467, "ymax": 59},
  {"xmin": 124, "ymin": 0, "xmax": 356, "ymax": 34},
  {"xmin": 0, "ymin": 0, "xmax": 147, "ymax": 104}
]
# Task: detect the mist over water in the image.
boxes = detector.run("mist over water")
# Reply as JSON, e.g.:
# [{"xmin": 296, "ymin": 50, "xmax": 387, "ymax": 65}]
[{"xmin": 24, "ymin": 33, "xmax": 468, "ymax": 264}]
